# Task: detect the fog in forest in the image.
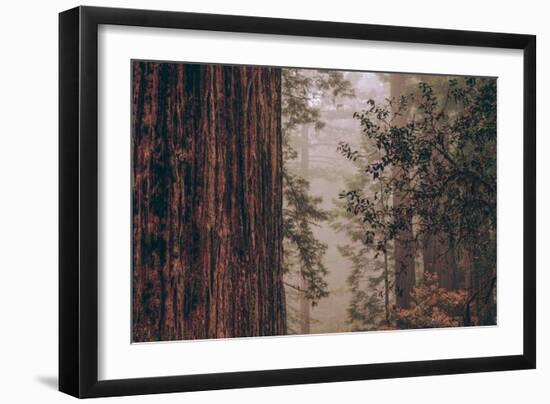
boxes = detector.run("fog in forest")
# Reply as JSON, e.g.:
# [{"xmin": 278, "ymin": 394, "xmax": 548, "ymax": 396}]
[
  {"xmin": 283, "ymin": 70, "xmax": 386, "ymax": 334},
  {"xmin": 282, "ymin": 69, "xmax": 497, "ymax": 334}
]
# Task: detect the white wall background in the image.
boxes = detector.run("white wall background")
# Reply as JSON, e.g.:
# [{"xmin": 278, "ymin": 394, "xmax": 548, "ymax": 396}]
[{"xmin": 0, "ymin": 0, "xmax": 545, "ymax": 402}]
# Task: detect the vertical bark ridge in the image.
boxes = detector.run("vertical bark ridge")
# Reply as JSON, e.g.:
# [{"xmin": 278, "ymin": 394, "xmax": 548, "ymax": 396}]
[{"xmin": 132, "ymin": 62, "xmax": 285, "ymax": 342}]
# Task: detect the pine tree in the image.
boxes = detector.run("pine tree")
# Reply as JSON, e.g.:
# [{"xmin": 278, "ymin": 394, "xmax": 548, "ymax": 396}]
[{"xmin": 282, "ymin": 68, "xmax": 354, "ymax": 333}]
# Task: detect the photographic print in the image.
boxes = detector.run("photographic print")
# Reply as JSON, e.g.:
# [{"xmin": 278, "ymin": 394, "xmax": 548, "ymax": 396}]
[{"xmin": 131, "ymin": 60, "xmax": 497, "ymax": 343}]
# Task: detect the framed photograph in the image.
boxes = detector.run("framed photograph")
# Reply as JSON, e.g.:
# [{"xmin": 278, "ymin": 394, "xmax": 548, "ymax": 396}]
[{"xmin": 59, "ymin": 6, "xmax": 536, "ymax": 398}]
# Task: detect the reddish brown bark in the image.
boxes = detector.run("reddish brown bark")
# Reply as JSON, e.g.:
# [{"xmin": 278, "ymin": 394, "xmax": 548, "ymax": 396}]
[
  {"xmin": 463, "ymin": 245, "xmax": 473, "ymax": 292},
  {"xmin": 131, "ymin": 61, "xmax": 286, "ymax": 342},
  {"xmin": 423, "ymin": 233, "xmax": 457, "ymax": 290}
]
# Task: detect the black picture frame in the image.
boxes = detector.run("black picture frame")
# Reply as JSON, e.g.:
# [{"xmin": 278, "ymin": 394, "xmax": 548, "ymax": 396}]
[{"xmin": 59, "ymin": 5, "xmax": 536, "ymax": 398}]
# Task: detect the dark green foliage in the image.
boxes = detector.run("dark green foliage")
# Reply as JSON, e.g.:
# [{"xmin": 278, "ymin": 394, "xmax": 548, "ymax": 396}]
[
  {"xmin": 332, "ymin": 137, "xmax": 394, "ymax": 329},
  {"xmin": 338, "ymin": 243, "xmax": 389, "ymax": 330},
  {"xmin": 282, "ymin": 69, "xmax": 354, "ymax": 306},
  {"xmin": 282, "ymin": 69, "xmax": 354, "ymax": 132},
  {"xmin": 343, "ymin": 77, "xmax": 496, "ymax": 250},
  {"xmin": 283, "ymin": 170, "xmax": 329, "ymax": 302},
  {"xmin": 338, "ymin": 76, "xmax": 497, "ymax": 325}
]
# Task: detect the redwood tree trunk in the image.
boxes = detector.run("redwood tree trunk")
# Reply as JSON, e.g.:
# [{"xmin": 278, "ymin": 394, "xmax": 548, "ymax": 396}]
[
  {"xmin": 423, "ymin": 233, "xmax": 457, "ymax": 290},
  {"xmin": 131, "ymin": 61, "xmax": 286, "ymax": 342}
]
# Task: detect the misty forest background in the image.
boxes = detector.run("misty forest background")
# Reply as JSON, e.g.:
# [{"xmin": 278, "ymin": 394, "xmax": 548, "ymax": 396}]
[
  {"xmin": 282, "ymin": 69, "xmax": 496, "ymax": 335},
  {"xmin": 132, "ymin": 62, "xmax": 496, "ymax": 342}
]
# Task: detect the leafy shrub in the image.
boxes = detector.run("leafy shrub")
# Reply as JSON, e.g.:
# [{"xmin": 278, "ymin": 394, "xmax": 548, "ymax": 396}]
[{"xmin": 396, "ymin": 272, "xmax": 470, "ymax": 329}]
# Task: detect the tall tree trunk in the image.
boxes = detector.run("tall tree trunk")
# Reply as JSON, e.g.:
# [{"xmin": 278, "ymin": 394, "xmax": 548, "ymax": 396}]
[
  {"xmin": 463, "ymin": 246, "xmax": 472, "ymax": 291},
  {"xmin": 463, "ymin": 244, "xmax": 473, "ymax": 325},
  {"xmin": 131, "ymin": 61, "xmax": 286, "ymax": 342},
  {"xmin": 298, "ymin": 274, "xmax": 311, "ymax": 334},
  {"xmin": 463, "ymin": 232, "xmax": 496, "ymax": 326},
  {"xmin": 379, "ymin": 181, "xmax": 391, "ymax": 326},
  {"xmin": 299, "ymin": 124, "xmax": 311, "ymax": 334},
  {"xmin": 420, "ymin": 81, "xmax": 459, "ymax": 291},
  {"xmin": 390, "ymin": 75, "xmax": 416, "ymax": 312},
  {"xmin": 471, "ymin": 228, "xmax": 497, "ymax": 325},
  {"xmin": 423, "ymin": 233, "xmax": 457, "ymax": 290},
  {"xmin": 383, "ymin": 243, "xmax": 390, "ymax": 325}
]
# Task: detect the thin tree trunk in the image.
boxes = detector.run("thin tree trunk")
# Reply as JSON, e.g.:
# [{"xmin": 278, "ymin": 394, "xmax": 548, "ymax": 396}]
[
  {"xmin": 299, "ymin": 124, "xmax": 311, "ymax": 334},
  {"xmin": 298, "ymin": 274, "xmax": 311, "ymax": 334},
  {"xmin": 390, "ymin": 75, "xmax": 416, "ymax": 312},
  {"xmin": 380, "ymin": 181, "xmax": 391, "ymax": 325},
  {"xmin": 132, "ymin": 61, "xmax": 286, "ymax": 342},
  {"xmin": 383, "ymin": 244, "xmax": 390, "ymax": 325}
]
